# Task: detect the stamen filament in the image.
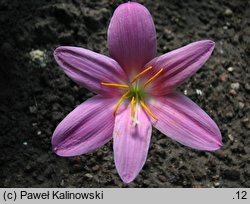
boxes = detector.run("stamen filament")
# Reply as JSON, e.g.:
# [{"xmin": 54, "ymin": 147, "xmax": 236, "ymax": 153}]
[
  {"xmin": 144, "ymin": 68, "xmax": 164, "ymax": 88},
  {"xmin": 131, "ymin": 66, "xmax": 153, "ymax": 83},
  {"xmin": 114, "ymin": 91, "xmax": 129, "ymax": 116},
  {"xmin": 131, "ymin": 97, "xmax": 135, "ymax": 118},
  {"xmin": 101, "ymin": 82, "xmax": 129, "ymax": 89},
  {"xmin": 139, "ymin": 100, "xmax": 158, "ymax": 120}
]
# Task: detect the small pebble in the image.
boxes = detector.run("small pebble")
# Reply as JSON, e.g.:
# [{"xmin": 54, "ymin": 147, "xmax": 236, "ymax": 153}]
[
  {"xmin": 196, "ymin": 89, "xmax": 203, "ymax": 96},
  {"xmin": 214, "ymin": 182, "xmax": 220, "ymax": 187},
  {"xmin": 60, "ymin": 179, "xmax": 65, "ymax": 187},
  {"xmin": 92, "ymin": 165, "xmax": 100, "ymax": 171},
  {"xmin": 227, "ymin": 67, "xmax": 234, "ymax": 72},
  {"xmin": 220, "ymin": 73, "xmax": 228, "ymax": 82},
  {"xmin": 73, "ymin": 86, "xmax": 79, "ymax": 92},
  {"xmin": 212, "ymin": 175, "xmax": 220, "ymax": 180},
  {"xmin": 245, "ymin": 83, "xmax": 250, "ymax": 91},
  {"xmin": 229, "ymin": 89, "xmax": 237, "ymax": 96},
  {"xmin": 228, "ymin": 134, "xmax": 234, "ymax": 142},
  {"xmin": 230, "ymin": 82, "xmax": 240, "ymax": 90},
  {"xmin": 84, "ymin": 173, "xmax": 93, "ymax": 179},
  {"xmin": 242, "ymin": 118, "xmax": 250, "ymax": 129},
  {"xmin": 238, "ymin": 102, "xmax": 245, "ymax": 109},
  {"xmin": 219, "ymin": 49, "xmax": 224, "ymax": 55},
  {"xmin": 158, "ymin": 175, "xmax": 167, "ymax": 182},
  {"xmin": 226, "ymin": 112, "xmax": 234, "ymax": 119},
  {"xmin": 224, "ymin": 8, "xmax": 233, "ymax": 17},
  {"xmin": 29, "ymin": 106, "xmax": 37, "ymax": 113},
  {"xmin": 23, "ymin": 142, "xmax": 28, "ymax": 146},
  {"xmin": 242, "ymin": 118, "xmax": 249, "ymax": 123}
]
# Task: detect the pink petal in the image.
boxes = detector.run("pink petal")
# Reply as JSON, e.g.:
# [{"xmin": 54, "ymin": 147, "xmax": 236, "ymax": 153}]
[
  {"xmin": 52, "ymin": 95, "xmax": 117, "ymax": 156},
  {"xmin": 108, "ymin": 2, "xmax": 157, "ymax": 78},
  {"xmin": 149, "ymin": 92, "xmax": 222, "ymax": 151},
  {"xmin": 145, "ymin": 40, "xmax": 215, "ymax": 95},
  {"xmin": 113, "ymin": 104, "xmax": 152, "ymax": 183},
  {"xmin": 54, "ymin": 46, "xmax": 127, "ymax": 95}
]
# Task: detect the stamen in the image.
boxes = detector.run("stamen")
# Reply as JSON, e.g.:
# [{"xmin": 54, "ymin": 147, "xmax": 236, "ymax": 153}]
[
  {"xmin": 144, "ymin": 68, "xmax": 164, "ymax": 88},
  {"xmin": 139, "ymin": 100, "xmax": 158, "ymax": 120},
  {"xmin": 131, "ymin": 96, "xmax": 135, "ymax": 118},
  {"xmin": 131, "ymin": 66, "xmax": 153, "ymax": 83},
  {"xmin": 101, "ymin": 82, "xmax": 129, "ymax": 89},
  {"xmin": 113, "ymin": 91, "xmax": 129, "ymax": 116}
]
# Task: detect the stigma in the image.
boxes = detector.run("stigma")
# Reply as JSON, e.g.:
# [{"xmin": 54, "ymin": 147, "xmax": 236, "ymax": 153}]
[{"xmin": 101, "ymin": 66, "xmax": 164, "ymax": 122}]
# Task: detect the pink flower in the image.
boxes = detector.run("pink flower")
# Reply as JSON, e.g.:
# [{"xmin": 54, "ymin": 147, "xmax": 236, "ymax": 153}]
[{"xmin": 52, "ymin": 2, "xmax": 222, "ymax": 183}]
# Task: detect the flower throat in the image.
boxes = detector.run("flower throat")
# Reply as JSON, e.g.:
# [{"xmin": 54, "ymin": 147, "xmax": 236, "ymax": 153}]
[{"xmin": 101, "ymin": 66, "xmax": 164, "ymax": 121}]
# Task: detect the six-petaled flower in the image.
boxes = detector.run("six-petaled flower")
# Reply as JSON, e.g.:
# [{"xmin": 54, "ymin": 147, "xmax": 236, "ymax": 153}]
[{"xmin": 52, "ymin": 2, "xmax": 222, "ymax": 183}]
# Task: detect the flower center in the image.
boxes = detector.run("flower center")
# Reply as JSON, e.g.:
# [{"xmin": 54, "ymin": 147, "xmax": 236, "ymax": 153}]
[{"xmin": 101, "ymin": 66, "xmax": 164, "ymax": 122}]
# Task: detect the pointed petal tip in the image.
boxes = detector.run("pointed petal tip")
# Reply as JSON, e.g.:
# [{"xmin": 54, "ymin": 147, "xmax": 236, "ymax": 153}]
[
  {"xmin": 52, "ymin": 148, "xmax": 71, "ymax": 157},
  {"xmin": 210, "ymin": 40, "xmax": 215, "ymax": 46},
  {"xmin": 53, "ymin": 46, "xmax": 65, "ymax": 62},
  {"xmin": 193, "ymin": 39, "xmax": 215, "ymax": 52},
  {"xmin": 118, "ymin": 1, "xmax": 145, "ymax": 9},
  {"xmin": 195, "ymin": 129, "xmax": 223, "ymax": 151},
  {"xmin": 52, "ymin": 146, "xmax": 59, "ymax": 154},
  {"xmin": 203, "ymin": 39, "xmax": 215, "ymax": 44},
  {"xmin": 52, "ymin": 147, "xmax": 71, "ymax": 157},
  {"xmin": 52, "ymin": 137, "xmax": 81, "ymax": 157},
  {"xmin": 53, "ymin": 46, "xmax": 62, "ymax": 56},
  {"xmin": 51, "ymin": 138, "xmax": 66, "ymax": 157},
  {"xmin": 202, "ymin": 39, "xmax": 215, "ymax": 50},
  {"xmin": 208, "ymin": 40, "xmax": 215, "ymax": 49},
  {"xmin": 51, "ymin": 144, "xmax": 63, "ymax": 156},
  {"xmin": 120, "ymin": 174, "xmax": 135, "ymax": 184},
  {"xmin": 52, "ymin": 137, "xmax": 75, "ymax": 157},
  {"xmin": 53, "ymin": 46, "xmax": 68, "ymax": 58},
  {"xmin": 208, "ymin": 139, "xmax": 223, "ymax": 151},
  {"xmin": 210, "ymin": 127, "xmax": 223, "ymax": 151},
  {"xmin": 116, "ymin": 166, "xmax": 137, "ymax": 183}
]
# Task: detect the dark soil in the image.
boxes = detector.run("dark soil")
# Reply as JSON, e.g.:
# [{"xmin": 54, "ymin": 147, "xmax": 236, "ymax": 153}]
[{"xmin": 0, "ymin": 0, "xmax": 249, "ymax": 187}]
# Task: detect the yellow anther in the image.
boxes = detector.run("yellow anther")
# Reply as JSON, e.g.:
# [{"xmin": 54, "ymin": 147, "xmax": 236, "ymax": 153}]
[
  {"xmin": 131, "ymin": 66, "xmax": 153, "ymax": 83},
  {"xmin": 131, "ymin": 96, "xmax": 135, "ymax": 118},
  {"xmin": 113, "ymin": 91, "xmax": 129, "ymax": 116},
  {"xmin": 144, "ymin": 68, "xmax": 164, "ymax": 88},
  {"xmin": 139, "ymin": 100, "xmax": 158, "ymax": 120},
  {"xmin": 101, "ymin": 82, "xmax": 129, "ymax": 89}
]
